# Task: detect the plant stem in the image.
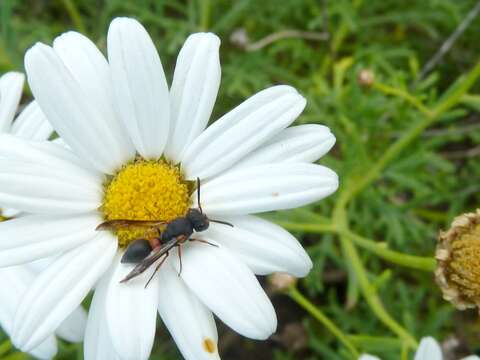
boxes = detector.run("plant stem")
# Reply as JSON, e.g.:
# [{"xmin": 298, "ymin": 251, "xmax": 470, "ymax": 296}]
[
  {"xmin": 276, "ymin": 219, "xmax": 435, "ymax": 271},
  {"xmin": 339, "ymin": 233, "xmax": 418, "ymax": 349},
  {"xmin": 372, "ymin": 82, "xmax": 431, "ymax": 116},
  {"xmin": 199, "ymin": 0, "xmax": 211, "ymax": 31},
  {"xmin": 288, "ymin": 287, "xmax": 359, "ymax": 358},
  {"xmin": 0, "ymin": 339, "xmax": 11, "ymax": 357},
  {"xmin": 61, "ymin": 0, "xmax": 87, "ymax": 34},
  {"xmin": 274, "ymin": 221, "xmax": 337, "ymax": 234},
  {"xmin": 344, "ymin": 230, "xmax": 436, "ymax": 272}
]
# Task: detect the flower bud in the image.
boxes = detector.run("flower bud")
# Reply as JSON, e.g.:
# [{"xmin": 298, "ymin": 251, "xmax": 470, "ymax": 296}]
[
  {"xmin": 268, "ymin": 272, "xmax": 297, "ymax": 293},
  {"xmin": 230, "ymin": 28, "xmax": 249, "ymax": 49},
  {"xmin": 357, "ymin": 69, "xmax": 375, "ymax": 87}
]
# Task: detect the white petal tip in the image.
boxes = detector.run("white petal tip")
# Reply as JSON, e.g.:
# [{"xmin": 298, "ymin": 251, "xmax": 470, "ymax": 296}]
[
  {"xmin": 109, "ymin": 16, "xmax": 142, "ymax": 29},
  {"xmin": 187, "ymin": 32, "xmax": 221, "ymax": 46},
  {"xmin": 2, "ymin": 71, "xmax": 25, "ymax": 83},
  {"xmin": 24, "ymin": 43, "xmax": 51, "ymax": 70},
  {"xmin": 324, "ymin": 133, "xmax": 336, "ymax": 150},
  {"xmin": 293, "ymin": 257, "xmax": 313, "ymax": 278},
  {"xmin": 27, "ymin": 42, "xmax": 49, "ymax": 54},
  {"xmin": 52, "ymin": 31, "xmax": 86, "ymax": 47}
]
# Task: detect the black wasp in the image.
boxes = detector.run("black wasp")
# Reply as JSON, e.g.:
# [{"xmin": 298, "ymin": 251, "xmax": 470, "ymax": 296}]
[{"xmin": 96, "ymin": 178, "xmax": 233, "ymax": 287}]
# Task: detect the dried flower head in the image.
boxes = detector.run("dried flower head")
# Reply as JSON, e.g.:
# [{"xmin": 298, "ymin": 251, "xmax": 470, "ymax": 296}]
[{"xmin": 435, "ymin": 209, "xmax": 480, "ymax": 310}]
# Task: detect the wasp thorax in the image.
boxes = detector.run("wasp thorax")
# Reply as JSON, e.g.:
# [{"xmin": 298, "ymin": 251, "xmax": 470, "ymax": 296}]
[
  {"xmin": 101, "ymin": 159, "xmax": 190, "ymax": 248},
  {"xmin": 436, "ymin": 209, "xmax": 480, "ymax": 311}
]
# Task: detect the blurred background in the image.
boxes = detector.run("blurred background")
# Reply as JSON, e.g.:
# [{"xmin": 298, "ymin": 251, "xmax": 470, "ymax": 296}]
[{"xmin": 2, "ymin": 0, "xmax": 480, "ymax": 359}]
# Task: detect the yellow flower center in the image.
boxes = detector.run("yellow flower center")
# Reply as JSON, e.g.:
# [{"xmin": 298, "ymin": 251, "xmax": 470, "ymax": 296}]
[{"xmin": 101, "ymin": 159, "xmax": 190, "ymax": 248}]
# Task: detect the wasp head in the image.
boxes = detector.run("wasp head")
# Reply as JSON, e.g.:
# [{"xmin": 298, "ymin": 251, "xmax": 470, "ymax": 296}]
[{"xmin": 187, "ymin": 208, "xmax": 210, "ymax": 232}]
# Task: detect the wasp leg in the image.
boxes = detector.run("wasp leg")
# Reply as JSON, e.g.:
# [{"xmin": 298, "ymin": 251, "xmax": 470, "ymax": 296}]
[
  {"xmin": 190, "ymin": 238, "xmax": 219, "ymax": 248},
  {"xmin": 145, "ymin": 252, "xmax": 169, "ymax": 289},
  {"xmin": 177, "ymin": 245, "xmax": 183, "ymax": 276}
]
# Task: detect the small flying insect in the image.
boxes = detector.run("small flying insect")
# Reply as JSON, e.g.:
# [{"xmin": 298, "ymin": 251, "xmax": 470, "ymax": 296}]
[{"xmin": 96, "ymin": 178, "xmax": 233, "ymax": 287}]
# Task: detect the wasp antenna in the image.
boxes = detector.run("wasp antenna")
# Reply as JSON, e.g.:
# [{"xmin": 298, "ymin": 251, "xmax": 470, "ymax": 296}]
[
  {"xmin": 197, "ymin": 177, "xmax": 203, "ymax": 214},
  {"xmin": 210, "ymin": 219, "xmax": 234, "ymax": 227}
]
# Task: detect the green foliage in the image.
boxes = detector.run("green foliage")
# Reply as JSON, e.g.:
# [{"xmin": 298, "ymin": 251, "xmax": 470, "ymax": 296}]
[{"xmin": 1, "ymin": 0, "xmax": 480, "ymax": 359}]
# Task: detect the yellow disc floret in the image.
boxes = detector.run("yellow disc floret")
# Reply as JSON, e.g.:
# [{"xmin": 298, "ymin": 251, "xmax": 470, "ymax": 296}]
[{"xmin": 102, "ymin": 159, "xmax": 190, "ymax": 248}]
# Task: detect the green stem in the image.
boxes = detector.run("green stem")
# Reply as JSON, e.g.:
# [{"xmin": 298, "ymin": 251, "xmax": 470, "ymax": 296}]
[
  {"xmin": 339, "ymin": 234, "xmax": 418, "ymax": 349},
  {"xmin": 273, "ymin": 221, "xmax": 336, "ymax": 234},
  {"xmin": 347, "ymin": 335, "xmax": 402, "ymax": 350},
  {"xmin": 431, "ymin": 59, "xmax": 480, "ymax": 117},
  {"xmin": 332, "ymin": 205, "xmax": 417, "ymax": 349},
  {"xmin": 344, "ymin": 230, "xmax": 436, "ymax": 272},
  {"xmin": 199, "ymin": 0, "xmax": 211, "ymax": 31},
  {"xmin": 61, "ymin": 0, "xmax": 87, "ymax": 34},
  {"xmin": 401, "ymin": 341, "xmax": 409, "ymax": 360},
  {"xmin": 276, "ymin": 219, "xmax": 435, "ymax": 271},
  {"xmin": 0, "ymin": 340, "xmax": 11, "ymax": 357},
  {"xmin": 372, "ymin": 82, "xmax": 431, "ymax": 116},
  {"xmin": 288, "ymin": 287, "xmax": 359, "ymax": 357}
]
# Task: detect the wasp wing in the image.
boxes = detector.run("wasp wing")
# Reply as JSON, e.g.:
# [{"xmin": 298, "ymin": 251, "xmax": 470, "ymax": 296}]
[
  {"xmin": 120, "ymin": 238, "xmax": 178, "ymax": 283},
  {"xmin": 96, "ymin": 219, "xmax": 168, "ymax": 231}
]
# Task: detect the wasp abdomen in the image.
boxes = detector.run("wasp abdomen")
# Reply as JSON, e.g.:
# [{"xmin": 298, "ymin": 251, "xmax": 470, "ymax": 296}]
[{"xmin": 121, "ymin": 239, "xmax": 153, "ymax": 264}]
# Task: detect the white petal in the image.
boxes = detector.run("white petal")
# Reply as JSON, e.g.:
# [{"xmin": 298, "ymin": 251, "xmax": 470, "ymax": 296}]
[
  {"xmin": 28, "ymin": 338, "xmax": 58, "ymax": 360},
  {"xmin": 202, "ymin": 215, "xmax": 312, "ymax": 276},
  {"xmin": 177, "ymin": 243, "xmax": 277, "ymax": 340},
  {"xmin": 0, "ymin": 213, "xmax": 101, "ymax": 267},
  {"xmin": 0, "ymin": 137, "xmax": 103, "ymax": 214},
  {"xmin": 181, "ymin": 85, "xmax": 306, "ymax": 179},
  {"xmin": 0, "ymin": 72, "xmax": 24, "ymax": 132},
  {"xmin": 359, "ymin": 355, "xmax": 381, "ymax": 360},
  {"xmin": 0, "ymin": 266, "xmax": 58, "ymax": 360},
  {"xmin": 196, "ymin": 163, "xmax": 338, "ymax": 216},
  {"xmin": 1, "ymin": 207, "xmax": 21, "ymax": 218},
  {"xmin": 105, "ymin": 252, "xmax": 159, "ymax": 360},
  {"xmin": 52, "ymin": 31, "xmax": 135, "ymax": 171},
  {"xmin": 165, "ymin": 33, "xmax": 221, "ymax": 163},
  {"xmin": 0, "ymin": 144, "xmax": 102, "ymax": 214},
  {"xmin": 108, "ymin": 17, "xmax": 170, "ymax": 159},
  {"xmin": 414, "ymin": 337, "xmax": 442, "ymax": 360},
  {"xmin": 0, "ymin": 266, "xmax": 33, "ymax": 335},
  {"xmin": 157, "ymin": 263, "xmax": 220, "ymax": 360},
  {"xmin": 55, "ymin": 306, "xmax": 88, "ymax": 343},
  {"xmin": 84, "ymin": 264, "xmax": 121, "ymax": 360},
  {"xmin": 0, "ymin": 134, "xmax": 101, "ymax": 177},
  {"xmin": 11, "ymin": 101, "xmax": 53, "ymax": 141},
  {"xmin": 0, "ymin": 266, "xmax": 57, "ymax": 359},
  {"xmin": 12, "ymin": 233, "xmax": 117, "ymax": 351},
  {"xmin": 462, "ymin": 356, "xmax": 480, "ymax": 360},
  {"xmin": 25, "ymin": 42, "xmax": 134, "ymax": 174},
  {"xmin": 232, "ymin": 124, "xmax": 336, "ymax": 169}
]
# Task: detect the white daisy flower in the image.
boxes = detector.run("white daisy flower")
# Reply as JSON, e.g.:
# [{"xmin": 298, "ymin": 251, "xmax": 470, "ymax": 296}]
[
  {"xmin": 0, "ymin": 17, "xmax": 338, "ymax": 360},
  {"xmin": 359, "ymin": 336, "xmax": 480, "ymax": 360},
  {"xmin": 0, "ymin": 72, "xmax": 86, "ymax": 359}
]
